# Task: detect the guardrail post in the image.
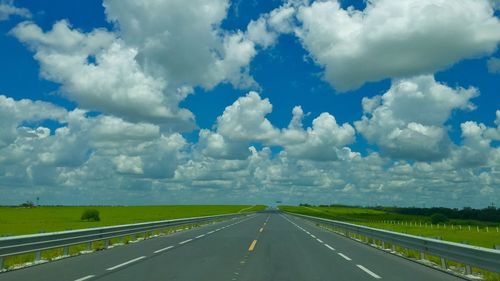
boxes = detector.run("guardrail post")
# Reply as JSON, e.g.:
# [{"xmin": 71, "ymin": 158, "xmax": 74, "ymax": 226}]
[
  {"xmin": 440, "ymin": 257, "xmax": 446, "ymax": 269},
  {"xmin": 465, "ymin": 265, "xmax": 472, "ymax": 275},
  {"xmin": 381, "ymin": 241, "xmax": 385, "ymax": 249},
  {"xmin": 86, "ymin": 241, "xmax": 92, "ymax": 252},
  {"xmin": 35, "ymin": 250, "xmax": 41, "ymax": 262},
  {"xmin": 420, "ymin": 251, "xmax": 425, "ymax": 260},
  {"xmin": 63, "ymin": 246, "xmax": 69, "ymax": 256},
  {"xmin": 0, "ymin": 256, "xmax": 3, "ymax": 269},
  {"xmin": 104, "ymin": 239, "xmax": 109, "ymax": 249},
  {"xmin": 391, "ymin": 244, "xmax": 396, "ymax": 252}
]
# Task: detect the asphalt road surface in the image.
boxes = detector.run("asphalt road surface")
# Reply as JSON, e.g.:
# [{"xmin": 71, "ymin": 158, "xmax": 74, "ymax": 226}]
[{"xmin": 0, "ymin": 210, "xmax": 463, "ymax": 281}]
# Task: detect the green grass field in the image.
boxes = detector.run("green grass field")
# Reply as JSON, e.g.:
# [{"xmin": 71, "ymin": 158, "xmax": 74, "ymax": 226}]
[
  {"xmin": 0, "ymin": 205, "xmax": 266, "ymax": 236},
  {"xmin": 279, "ymin": 205, "xmax": 500, "ymax": 249}
]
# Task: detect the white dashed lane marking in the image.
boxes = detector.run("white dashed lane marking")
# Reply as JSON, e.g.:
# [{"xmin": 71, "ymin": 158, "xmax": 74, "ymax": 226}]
[
  {"xmin": 338, "ymin": 253, "xmax": 352, "ymax": 261},
  {"xmin": 357, "ymin": 264, "xmax": 382, "ymax": 279},
  {"xmin": 282, "ymin": 214, "xmax": 382, "ymax": 279},
  {"xmin": 325, "ymin": 244, "xmax": 335, "ymax": 251},
  {"xmin": 154, "ymin": 245, "xmax": 174, "ymax": 254},
  {"xmin": 106, "ymin": 256, "xmax": 146, "ymax": 271},
  {"xmin": 74, "ymin": 275, "xmax": 95, "ymax": 281}
]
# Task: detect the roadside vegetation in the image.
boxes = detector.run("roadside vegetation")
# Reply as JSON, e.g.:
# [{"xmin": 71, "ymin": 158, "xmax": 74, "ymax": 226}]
[
  {"xmin": 0, "ymin": 205, "xmax": 266, "ymax": 236},
  {"xmin": 279, "ymin": 205, "xmax": 500, "ymax": 248}
]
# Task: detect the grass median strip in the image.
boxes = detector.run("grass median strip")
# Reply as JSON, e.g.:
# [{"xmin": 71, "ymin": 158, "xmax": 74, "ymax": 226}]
[{"xmin": 106, "ymin": 256, "xmax": 146, "ymax": 271}]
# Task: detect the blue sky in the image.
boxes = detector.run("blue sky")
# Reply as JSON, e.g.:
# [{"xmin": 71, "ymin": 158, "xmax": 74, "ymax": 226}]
[{"xmin": 0, "ymin": 0, "xmax": 499, "ymax": 207}]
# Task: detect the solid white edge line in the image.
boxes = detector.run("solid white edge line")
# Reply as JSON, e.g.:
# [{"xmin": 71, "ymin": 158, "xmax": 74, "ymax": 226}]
[
  {"xmin": 74, "ymin": 275, "xmax": 95, "ymax": 281},
  {"xmin": 338, "ymin": 253, "xmax": 352, "ymax": 261},
  {"xmin": 153, "ymin": 245, "xmax": 174, "ymax": 254},
  {"xmin": 179, "ymin": 239, "xmax": 193, "ymax": 244},
  {"xmin": 196, "ymin": 234, "xmax": 205, "ymax": 238},
  {"xmin": 357, "ymin": 264, "xmax": 382, "ymax": 279},
  {"xmin": 106, "ymin": 256, "xmax": 146, "ymax": 271},
  {"xmin": 325, "ymin": 244, "xmax": 335, "ymax": 251}
]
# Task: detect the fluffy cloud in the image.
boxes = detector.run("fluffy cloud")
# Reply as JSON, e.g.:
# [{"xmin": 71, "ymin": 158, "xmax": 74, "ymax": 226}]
[
  {"xmin": 488, "ymin": 57, "xmax": 500, "ymax": 74},
  {"xmin": 103, "ymin": 0, "xmax": 257, "ymax": 89},
  {"xmin": 0, "ymin": 95, "xmax": 186, "ymax": 191},
  {"xmin": 196, "ymin": 92, "xmax": 279, "ymax": 159},
  {"xmin": 197, "ymin": 92, "xmax": 355, "ymax": 161},
  {"xmin": 247, "ymin": 5, "xmax": 296, "ymax": 48},
  {"xmin": 449, "ymin": 111, "xmax": 500, "ymax": 168},
  {"xmin": 280, "ymin": 107, "xmax": 356, "ymax": 161},
  {"xmin": 12, "ymin": 0, "xmax": 265, "ymax": 129},
  {"xmin": 355, "ymin": 75, "xmax": 478, "ymax": 161},
  {"xmin": 452, "ymin": 122, "xmax": 492, "ymax": 168},
  {"xmin": 217, "ymin": 91, "xmax": 280, "ymax": 141},
  {"xmin": 486, "ymin": 110, "xmax": 500, "ymax": 140},
  {"xmin": 11, "ymin": 21, "xmax": 195, "ymax": 130},
  {"xmin": 0, "ymin": 0, "xmax": 30, "ymax": 21},
  {"xmin": 296, "ymin": 0, "xmax": 500, "ymax": 91},
  {"xmin": 1, "ymin": 94, "xmax": 498, "ymax": 206},
  {"xmin": 0, "ymin": 95, "xmax": 67, "ymax": 148}
]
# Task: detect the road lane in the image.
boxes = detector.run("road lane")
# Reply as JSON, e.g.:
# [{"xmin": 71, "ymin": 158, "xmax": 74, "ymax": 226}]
[
  {"xmin": 91, "ymin": 213, "xmax": 268, "ymax": 281},
  {"xmin": 283, "ymin": 213, "xmax": 463, "ymax": 281},
  {"xmin": 236, "ymin": 212, "xmax": 372, "ymax": 281}
]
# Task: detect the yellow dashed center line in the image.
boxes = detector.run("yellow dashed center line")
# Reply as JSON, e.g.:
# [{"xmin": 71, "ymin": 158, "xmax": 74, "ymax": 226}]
[{"xmin": 248, "ymin": 239, "xmax": 258, "ymax": 251}]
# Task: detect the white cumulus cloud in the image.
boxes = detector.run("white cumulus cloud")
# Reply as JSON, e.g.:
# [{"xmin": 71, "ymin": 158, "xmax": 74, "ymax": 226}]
[
  {"xmin": 0, "ymin": 0, "xmax": 30, "ymax": 21},
  {"xmin": 355, "ymin": 75, "xmax": 478, "ymax": 161},
  {"xmin": 295, "ymin": 0, "xmax": 500, "ymax": 91},
  {"xmin": 103, "ymin": 0, "xmax": 257, "ymax": 89},
  {"xmin": 11, "ymin": 21, "xmax": 195, "ymax": 130}
]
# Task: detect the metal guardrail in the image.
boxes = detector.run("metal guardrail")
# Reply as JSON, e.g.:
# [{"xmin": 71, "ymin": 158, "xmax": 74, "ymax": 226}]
[
  {"xmin": 0, "ymin": 212, "xmax": 248, "ymax": 269},
  {"xmin": 286, "ymin": 212, "xmax": 500, "ymax": 274}
]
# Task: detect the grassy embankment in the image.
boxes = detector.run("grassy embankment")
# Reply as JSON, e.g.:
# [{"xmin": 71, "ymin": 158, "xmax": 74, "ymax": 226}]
[
  {"xmin": 0, "ymin": 205, "xmax": 265, "ymax": 269},
  {"xmin": 280, "ymin": 205, "xmax": 500, "ymax": 280}
]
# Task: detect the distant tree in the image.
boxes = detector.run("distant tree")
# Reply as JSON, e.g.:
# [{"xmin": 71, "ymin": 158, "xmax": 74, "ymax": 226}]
[
  {"xmin": 20, "ymin": 201, "xmax": 35, "ymax": 208},
  {"xmin": 430, "ymin": 213, "xmax": 448, "ymax": 224},
  {"xmin": 81, "ymin": 209, "xmax": 100, "ymax": 221}
]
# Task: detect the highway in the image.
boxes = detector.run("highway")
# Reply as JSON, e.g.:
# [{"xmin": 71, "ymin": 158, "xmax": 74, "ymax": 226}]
[{"xmin": 0, "ymin": 211, "xmax": 463, "ymax": 281}]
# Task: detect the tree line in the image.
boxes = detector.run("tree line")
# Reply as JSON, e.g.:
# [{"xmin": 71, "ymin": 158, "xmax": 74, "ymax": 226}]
[
  {"xmin": 299, "ymin": 204, "xmax": 500, "ymax": 223},
  {"xmin": 379, "ymin": 206, "xmax": 500, "ymax": 223}
]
